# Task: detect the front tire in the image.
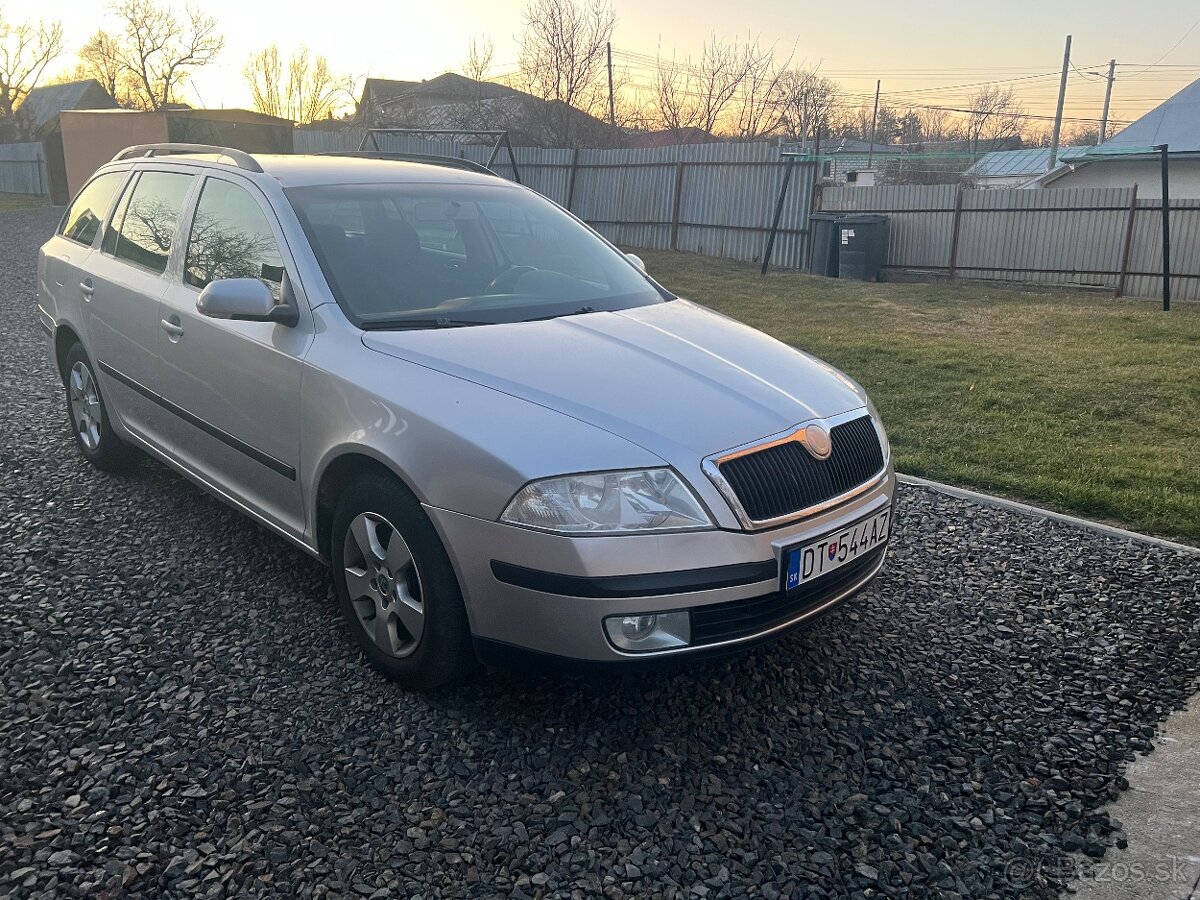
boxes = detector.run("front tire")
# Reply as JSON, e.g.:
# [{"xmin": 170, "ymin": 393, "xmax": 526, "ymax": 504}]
[
  {"xmin": 331, "ymin": 474, "xmax": 477, "ymax": 689},
  {"xmin": 62, "ymin": 342, "xmax": 136, "ymax": 472}
]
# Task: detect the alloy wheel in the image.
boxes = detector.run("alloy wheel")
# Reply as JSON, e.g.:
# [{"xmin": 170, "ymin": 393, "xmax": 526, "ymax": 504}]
[
  {"xmin": 68, "ymin": 361, "xmax": 102, "ymax": 452},
  {"xmin": 342, "ymin": 512, "xmax": 425, "ymax": 658}
]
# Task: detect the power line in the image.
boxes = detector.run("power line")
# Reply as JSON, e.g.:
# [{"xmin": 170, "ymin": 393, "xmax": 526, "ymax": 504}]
[{"xmin": 1122, "ymin": 12, "xmax": 1200, "ymax": 78}]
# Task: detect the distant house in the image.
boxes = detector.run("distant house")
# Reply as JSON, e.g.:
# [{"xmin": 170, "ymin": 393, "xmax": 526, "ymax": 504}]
[
  {"xmin": 7, "ymin": 79, "xmax": 118, "ymax": 141},
  {"xmin": 3, "ymin": 80, "xmax": 119, "ymax": 203},
  {"xmin": 784, "ymin": 137, "xmax": 1021, "ymax": 185},
  {"xmin": 357, "ymin": 72, "xmax": 619, "ymax": 148},
  {"xmin": 1037, "ymin": 78, "xmax": 1200, "ymax": 198},
  {"xmin": 785, "ymin": 138, "xmax": 905, "ymax": 183},
  {"xmin": 965, "ymin": 147, "xmax": 1088, "ymax": 188}
]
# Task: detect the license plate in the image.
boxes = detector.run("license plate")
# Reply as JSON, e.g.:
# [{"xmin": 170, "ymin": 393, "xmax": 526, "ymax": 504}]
[{"xmin": 782, "ymin": 508, "xmax": 890, "ymax": 592}]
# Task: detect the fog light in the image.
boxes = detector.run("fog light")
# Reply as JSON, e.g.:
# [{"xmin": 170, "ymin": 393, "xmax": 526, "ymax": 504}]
[
  {"xmin": 622, "ymin": 615, "xmax": 658, "ymax": 640},
  {"xmin": 604, "ymin": 610, "xmax": 691, "ymax": 652}
]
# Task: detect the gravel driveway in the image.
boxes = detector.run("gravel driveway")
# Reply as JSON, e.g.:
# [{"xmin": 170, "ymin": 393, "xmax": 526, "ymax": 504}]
[{"xmin": 3, "ymin": 206, "xmax": 1199, "ymax": 899}]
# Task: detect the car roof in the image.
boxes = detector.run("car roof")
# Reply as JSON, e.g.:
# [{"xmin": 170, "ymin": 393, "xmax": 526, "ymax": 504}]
[
  {"xmin": 112, "ymin": 152, "xmax": 511, "ymax": 190},
  {"xmin": 252, "ymin": 154, "xmax": 508, "ymax": 188}
]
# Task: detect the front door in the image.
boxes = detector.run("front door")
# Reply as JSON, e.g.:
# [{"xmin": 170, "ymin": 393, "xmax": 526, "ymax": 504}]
[{"xmin": 157, "ymin": 174, "xmax": 312, "ymax": 539}]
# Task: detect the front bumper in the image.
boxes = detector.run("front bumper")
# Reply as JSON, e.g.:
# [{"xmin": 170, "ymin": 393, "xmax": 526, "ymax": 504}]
[{"xmin": 426, "ymin": 467, "xmax": 895, "ymax": 664}]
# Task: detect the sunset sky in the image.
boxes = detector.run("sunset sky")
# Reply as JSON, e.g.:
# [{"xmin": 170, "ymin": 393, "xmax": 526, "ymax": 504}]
[{"xmin": 26, "ymin": 0, "xmax": 1200, "ymax": 129}]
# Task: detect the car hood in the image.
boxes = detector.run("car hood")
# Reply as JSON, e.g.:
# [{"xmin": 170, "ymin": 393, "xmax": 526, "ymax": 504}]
[{"xmin": 361, "ymin": 299, "xmax": 867, "ymax": 461}]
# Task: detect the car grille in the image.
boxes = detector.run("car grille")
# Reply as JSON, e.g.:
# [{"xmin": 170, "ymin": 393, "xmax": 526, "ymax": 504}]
[
  {"xmin": 717, "ymin": 415, "xmax": 884, "ymax": 522},
  {"xmin": 690, "ymin": 546, "xmax": 885, "ymax": 645}
]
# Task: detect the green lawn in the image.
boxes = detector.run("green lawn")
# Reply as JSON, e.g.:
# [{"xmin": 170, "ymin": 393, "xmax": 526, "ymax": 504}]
[{"xmin": 640, "ymin": 250, "xmax": 1200, "ymax": 545}]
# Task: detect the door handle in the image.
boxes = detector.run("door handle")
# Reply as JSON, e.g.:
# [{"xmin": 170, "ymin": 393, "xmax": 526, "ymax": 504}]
[
  {"xmin": 160, "ymin": 317, "xmax": 184, "ymax": 338},
  {"xmin": 80, "ymin": 277, "xmax": 94, "ymax": 299}
]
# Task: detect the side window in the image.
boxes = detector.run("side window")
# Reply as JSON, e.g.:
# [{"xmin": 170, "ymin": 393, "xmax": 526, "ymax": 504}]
[
  {"xmin": 111, "ymin": 171, "xmax": 194, "ymax": 274},
  {"xmin": 184, "ymin": 178, "xmax": 285, "ymax": 301},
  {"xmin": 59, "ymin": 172, "xmax": 125, "ymax": 247}
]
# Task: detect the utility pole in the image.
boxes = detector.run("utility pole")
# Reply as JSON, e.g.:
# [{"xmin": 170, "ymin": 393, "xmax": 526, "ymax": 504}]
[
  {"xmin": 1099, "ymin": 58, "xmax": 1116, "ymax": 143},
  {"xmin": 606, "ymin": 42, "xmax": 616, "ymax": 128},
  {"xmin": 866, "ymin": 79, "xmax": 881, "ymax": 169},
  {"xmin": 1048, "ymin": 34, "xmax": 1072, "ymax": 170}
]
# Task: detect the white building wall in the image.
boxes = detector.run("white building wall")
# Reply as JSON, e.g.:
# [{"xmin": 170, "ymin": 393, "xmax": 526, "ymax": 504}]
[{"xmin": 1047, "ymin": 158, "xmax": 1200, "ymax": 199}]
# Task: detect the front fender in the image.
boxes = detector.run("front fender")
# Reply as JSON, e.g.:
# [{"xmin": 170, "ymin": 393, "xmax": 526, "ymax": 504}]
[{"xmin": 300, "ymin": 318, "xmax": 665, "ymax": 533}]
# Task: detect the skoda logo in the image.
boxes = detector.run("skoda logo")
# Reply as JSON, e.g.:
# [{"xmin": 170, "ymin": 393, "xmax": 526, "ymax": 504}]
[{"xmin": 803, "ymin": 423, "xmax": 832, "ymax": 460}]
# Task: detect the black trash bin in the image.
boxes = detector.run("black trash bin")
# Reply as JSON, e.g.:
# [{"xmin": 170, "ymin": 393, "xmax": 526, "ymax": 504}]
[
  {"xmin": 836, "ymin": 214, "xmax": 889, "ymax": 281},
  {"xmin": 807, "ymin": 212, "xmax": 842, "ymax": 277}
]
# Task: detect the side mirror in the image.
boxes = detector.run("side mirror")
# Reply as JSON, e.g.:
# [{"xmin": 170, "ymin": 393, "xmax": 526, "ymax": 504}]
[
  {"xmin": 626, "ymin": 252, "xmax": 646, "ymax": 272},
  {"xmin": 196, "ymin": 276, "xmax": 298, "ymax": 327}
]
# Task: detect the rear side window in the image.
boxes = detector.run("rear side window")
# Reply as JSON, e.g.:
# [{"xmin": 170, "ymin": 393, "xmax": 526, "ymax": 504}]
[
  {"xmin": 184, "ymin": 178, "xmax": 285, "ymax": 301},
  {"xmin": 110, "ymin": 171, "xmax": 193, "ymax": 274},
  {"xmin": 60, "ymin": 172, "xmax": 125, "ymax": 246}
]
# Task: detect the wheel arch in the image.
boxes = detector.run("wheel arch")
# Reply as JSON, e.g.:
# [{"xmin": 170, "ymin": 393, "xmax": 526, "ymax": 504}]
[
  {"xmin": 312, "ymin": 448, "xmax": 427, "ymax": 563},
  {"xmin": 54, "ymin": 323, "xmax": 84, "ymax": 381}
]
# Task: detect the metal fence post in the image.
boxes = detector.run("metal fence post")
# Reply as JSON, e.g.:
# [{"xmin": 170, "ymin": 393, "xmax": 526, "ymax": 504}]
[
  {"xmin": 36, "ymin": 152, "xmax": 45, "ymax": 197},
  {"xmin": 1156, "ymin": 144, "xmax": 1170, "ymax": 311},
  {"xmin": 760, "ymin": 157, "xmax": 795, "ymax": 275},
  {"xmin": 948, "ymin": 185, "xmax": 964, "ymax": 278},
  {"xmin": 669, "ymin": 162, "xmax": 685, "ymax": 251},
  {"xmin": 1115, "ymin": 184, "xmax": 1138, "ymax": 298},
  {"xmin": 565, "ymin": 148, "xmax": 580, "ymax": 211}
]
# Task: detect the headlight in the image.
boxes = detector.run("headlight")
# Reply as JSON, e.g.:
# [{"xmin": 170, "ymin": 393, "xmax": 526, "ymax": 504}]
[
  {"xmin": 501, "ymin": 468, "xmax": 713, "ymax": 534},
  {"xmin": 866, "ymin": 398, "xmax": 890, "ymax": 458}
]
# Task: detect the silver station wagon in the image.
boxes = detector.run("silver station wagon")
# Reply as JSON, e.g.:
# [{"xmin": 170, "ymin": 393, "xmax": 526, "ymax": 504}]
[{"xmin": 37, "ymin": 143, "xmax": 895, "ymax": 689}]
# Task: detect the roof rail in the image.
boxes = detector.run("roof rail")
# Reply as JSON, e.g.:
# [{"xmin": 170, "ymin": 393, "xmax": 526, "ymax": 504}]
[
  {"xmin": 316, "ymin": 150, "xmax": 499, "ymax": 178},
  {"xmin": 111, "ymin": 143, "xmax": 264, "ymax": 174}
]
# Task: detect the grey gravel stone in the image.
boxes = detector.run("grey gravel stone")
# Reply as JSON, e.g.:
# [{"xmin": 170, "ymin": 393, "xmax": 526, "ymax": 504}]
[{"xmin": 2, "ymin": 207, "xmax": 1199, "ymax": 899}]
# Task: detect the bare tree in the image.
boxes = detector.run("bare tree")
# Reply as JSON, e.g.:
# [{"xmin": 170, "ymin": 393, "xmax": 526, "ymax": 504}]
[
  {"xmin": 1063, "ymin": 124, "xmax": 1100, "ymax": 147},
  {"xmin": 964, "ymin": 85, "xmax": 1026, "ymax": 152},
  {"xmin": 918, "ymin": 106, "xmax": 959, "ymax": 143},
  {"xmin": 652, "ymin": 35, "xmax": 759, "ymax": 137},
  {"xmin": 76, "ymin": 31, "xmax": 140, "ymax": 106},
  {"xmin": 462, "ymin": 36, "xmax": 494, "ymax": 82},
  {"xmin": 834, "ymin": 101, "xmax": 901, "ymax": 144},
  {"xmin": 0, "ymin": 10, "xmax": 65, "ymax": 121},
  {"xmin": 730, "ymin": 40, "xmax": 792, "ymax": 139},
  {"xmin": 777, "ymin": 68, "xmax": 840, "ymax": 142},
  {"xmin": 88, "ymin": 0, "xmax": 223, "ymax": 111},
  {"xmin": 244, "ymin": 44, "xmax": 351, "ymax": 123},
  {"xmin": 517, "ymin": 0, "xmax": 615, "ymax": 146}
]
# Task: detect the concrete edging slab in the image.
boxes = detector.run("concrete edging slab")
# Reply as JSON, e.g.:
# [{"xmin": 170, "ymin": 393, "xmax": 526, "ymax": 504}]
[{"xmin": 897, "ymin": 474, "xmax": 1200, "ymax": 557}]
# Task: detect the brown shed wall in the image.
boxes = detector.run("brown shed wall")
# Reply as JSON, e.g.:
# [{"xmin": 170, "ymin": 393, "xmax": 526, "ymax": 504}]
[{"xmin": 60, "ymin": 111, "xmax": 168, "ymax": 198}]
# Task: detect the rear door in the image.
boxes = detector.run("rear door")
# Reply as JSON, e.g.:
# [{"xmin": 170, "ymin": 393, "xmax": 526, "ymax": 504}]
[
  {"xmin": 157, "ymin": 173, "xmax": 312, "ymax": 538},
  {"xmin": 40, "ymin": 170, "xmax": 129, "ymax": 342},
  {"xmin": 86, "ymin": 167, "xmax": 196, "ymax": 450}
]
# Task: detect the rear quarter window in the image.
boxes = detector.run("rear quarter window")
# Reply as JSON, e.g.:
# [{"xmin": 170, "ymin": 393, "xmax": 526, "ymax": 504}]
[{"xmin": 59, "ymin": 172, "xmax": 126, "ymax": 247}]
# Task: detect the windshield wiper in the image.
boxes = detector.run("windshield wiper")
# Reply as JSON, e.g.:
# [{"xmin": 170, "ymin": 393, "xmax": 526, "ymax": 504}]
[
  {"xmin": 359, "ymin": 317, "xmax": 488, "ymax": 331},
  {"xmin": 523, "ymin": 306, "xmax": 597, "ymax": 323}
]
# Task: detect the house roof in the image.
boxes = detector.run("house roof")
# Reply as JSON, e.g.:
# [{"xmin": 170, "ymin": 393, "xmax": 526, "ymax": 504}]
[
  {"xmin": 361, "ymin": 73, "xmax": 519, "ymax": 111},
  {"xmin": 17, "ymin": 79, "xmax": 117, "ymax": 135},
  {"xmin": 966, "ymin": 146, "xmax": 1087, "ymax": 178},
  {"xmin": 1097, "ymin": 77, "xmax": 1200, "ymax": 153}
]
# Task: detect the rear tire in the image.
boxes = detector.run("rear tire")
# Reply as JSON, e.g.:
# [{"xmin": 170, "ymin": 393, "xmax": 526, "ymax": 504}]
[
  {"xmin": 331, "ymin": 474, "xmax": 477, "ymax": 690},
  {"xmin": 62, "ymin": 342, "xmax": 137, "ymax": 472}
]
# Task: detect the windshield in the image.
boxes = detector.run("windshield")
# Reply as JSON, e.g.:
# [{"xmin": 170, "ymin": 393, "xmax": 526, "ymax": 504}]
[{"xmin": 286, "ymin": 181, "xmax": 669, "ymax": 328}]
